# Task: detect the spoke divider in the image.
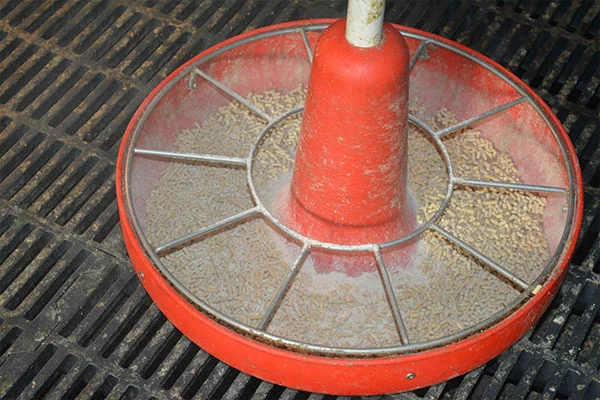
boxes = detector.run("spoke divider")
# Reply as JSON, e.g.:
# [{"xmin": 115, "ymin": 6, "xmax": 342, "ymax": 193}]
[
  {"xmin": 260, "ymin": 244, "xmax": 311, "ymax": 330},
  {"xmin": 430, "ymin": 224, "xmax": 529, "ymax": 290},
  {"xmin": 299, "ymin": 28, "xmax": 314, "ymax": 64},
  {"xmin": 409, "ymin": 40, "xmax": 429, "ymax": 72},
  {"xmin": 134, "ymin": 148, "xmax": 248, "ymax": 167},
  {"xmin": 435, "ymin": 97, "xmax": 527, "ymax": 138},
  {"xmin": 374, "ymin": 246, "xmax": 410, "ymax": 345},
  {"xmin": 454, "ymin": 177, "xmax": 566, "ymax": 194},
  {"xmin": 156, "ymin": 207, "xmax": 261, "ymax": 255},
  {"xmin": 194, "ymin": 67, "xmax": 274, "ymax": 123}
]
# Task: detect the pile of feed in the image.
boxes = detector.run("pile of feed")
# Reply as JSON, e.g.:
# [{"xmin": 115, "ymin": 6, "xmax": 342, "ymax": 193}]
[{"xmin": 144, "ymin": 87, "xmax": 552, "ymax": 348}]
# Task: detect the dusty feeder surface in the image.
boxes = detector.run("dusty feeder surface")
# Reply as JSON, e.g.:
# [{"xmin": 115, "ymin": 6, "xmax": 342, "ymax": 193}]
[{"xmin": 144, "ymin": 87, "xmax": 557, "ymax": 348}]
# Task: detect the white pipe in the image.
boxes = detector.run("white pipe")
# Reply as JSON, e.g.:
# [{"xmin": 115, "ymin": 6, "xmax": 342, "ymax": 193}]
[{"xmin": 345, "ymin": 0, "xmax": 386, "ymax": 48}]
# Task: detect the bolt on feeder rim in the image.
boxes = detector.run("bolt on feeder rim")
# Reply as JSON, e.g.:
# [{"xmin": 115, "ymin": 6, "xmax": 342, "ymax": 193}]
[{"xmin": 116, "ymin": 20, "xmax": 583, "ymax": 395}]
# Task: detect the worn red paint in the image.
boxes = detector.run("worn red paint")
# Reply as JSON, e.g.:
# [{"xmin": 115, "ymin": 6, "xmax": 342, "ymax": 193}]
[{"xmin": 280, "ymin": 20, "xmax": 416, "ymax": 275}]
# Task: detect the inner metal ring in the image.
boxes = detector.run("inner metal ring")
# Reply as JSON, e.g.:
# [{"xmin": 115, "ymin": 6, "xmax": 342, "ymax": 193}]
[{"xmin": 247, "ymin": 109, "xmax": 455, "ymax": 252}]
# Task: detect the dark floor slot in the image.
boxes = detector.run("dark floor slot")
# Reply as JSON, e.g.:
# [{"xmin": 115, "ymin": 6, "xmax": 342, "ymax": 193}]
[
  {"xmin": 90, "ymin": 12, "xmax": 143, "ymax": 62},
  {"xmin": 5, "ymin": 240, "xmax": 71, "ymax": 310},
  {"xmin": 74, "ymin": 185, "xmax": 117, "ymax": 235},
  {"xmin": 119, "ymin": 385, "xmax": 139, "ymax": 400},
  {"xmin": 0, "ymin": 51, "xmax": 54, "ymax": 104},
  {"xmin": 0, "ymin": 38, "xmax": 23, "ymax": 66},
  {"xmin": 265, "ymin": 385, "xmax": 286, "ymax": 400},
  {"xmin": 1, "ymin": 140, "xmax": 64, "ymax": 201},
  {"xmin": 25, "ymin": 0, "xmax": 68, "ymax": 34},
  {"xmin": 0, "ymin": 0, "xmax": 21, "ymax": 20},
  {"xmin": 122, "ymin": 25, "xmax": 176, "ymax": 76},
  {"xmin": 78, "ymin": 274, "xmax": 139, "ymax": 347},
  {"xmin": 161, "ymin": 342, "xmax": 200, "ymax": 390},
  {"xmin": 85, "ymin": 87, "xmax": 139, "ymax": 143},
  {"xmin": 55, "ymin": 164, "xmax": 113, "ymax": 226},
  {"xmin": 90, "ymin": 374, "xmax": 118, "ymax": 400},
  {"xmin": 140, "ymin": 328, "xmax": 182, "ymax": 379},
  {"xmin": 0, "ymin": 44, "xmax": 38, "ymax": 87},
  {"xmin": 37, "ymin": 156, "xmax": 98, "ymax": 218},
  {"xmin": 0, "ymin": 214, "xmax": 16, "ymax": 238},
  {"xmin": 291, "ymin": 390, "xmax": 310, "ymax": 400},
  {"xmin": 100, "ymin": 118, "xmax": 133, "ymax": 151},
  {"xmin": 58, "ymin": 264, "xmax": 121, "ymax": 337},
  {"xmin": 0, "ymin": 326, "xmax": 23, "ymax": 358},
  {"xmin": 237, "ymin": 377, "xmax": 262, "ymax": 400},
  {"xmin": 74, "ymin": 5, "xmax": 127, "ymax": 55},
  {"xmin": 59, "ymin": 364, "xmax": 98, "ymax": 400},
  {"xmin": 208, "ymin": 367, "xmax": 239, "ymax": 399},
  {"xmin": 92, "ymin": 209, "xmax": 120, "ymax": 243},
  {"xmin": 15, "ymin": 58, "xmax": 72, "ymax": 112},
  {"xmin": 31, "ymin": 66, "xmax": 89, "ymax": 120},
  {"xmin": 105, "ymin": 18, "xmax": 161, "ymax": 68},
  {"xmin": 0, "ymin": 131, "xmax": 46, "ymax": 183},
  {"xmin": 65, "ymin": 80, "xmax": 121, "ymax": 135},
  {"xmin": 18, "ymin": 147, "xmax": 81, "ymax": 209},
  {"xmin": 56, "ymin": 1, "xmax": 107, "ymax": 48},
  {"xmin": 2, "ymin": 344, "xmax": 57, "ymax": 400},
  {"xmin": 0, "ymin": 118, "xmax": 18, "ymax": 157},
  {"xmin": 101, "ymin": 294, "xmax": 153, "ymax": 359},
  {"xmin": 181, "ymin": 356, "xmax": 219, "ymax": 400},
  {"xmin": 32, "ymin": 354, "xmax": 77, "ymax": 399},
  {"xmin": 0, "ymin": 231, "xmax": 54, "ymax": 299},
  {"xmin": 41, "ymin": 0, "xmax": 87, "ymax": 40},
  {"xmin": 24, "ymin": 249, "xmax": 90, "ymax": 320},
  {"xmin": 119, "ymin": 312, "xmax": 167, "ymax": 368},
  {"xmin": 48, "ymin": 73, "xmax": 105, "ymax": 128},
  {"xmin": 0, "ymin": 223, "xmax": 35, "ymax": 266},
  {"xmin": 139, "ymin": 32, "xmax": 191, "ymax": 83}
]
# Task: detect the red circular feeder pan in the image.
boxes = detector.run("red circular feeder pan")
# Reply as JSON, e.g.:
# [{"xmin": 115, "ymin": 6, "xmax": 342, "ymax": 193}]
[{"xmin": 116, "ymin": 19, "xmax": 583, "ymax": 395}]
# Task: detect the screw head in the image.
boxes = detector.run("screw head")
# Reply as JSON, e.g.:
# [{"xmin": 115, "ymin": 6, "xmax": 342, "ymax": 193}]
[
  {"xmin": 406, "ymin": 372, "xmax": 415, "ymax": 380},
  {"xmin": 188, "ymin": 75, "xmax": 197, "ymax": 90},
  {"xmin": 139, "ymin": 271, "xmax": 145, "ymax": 280}
]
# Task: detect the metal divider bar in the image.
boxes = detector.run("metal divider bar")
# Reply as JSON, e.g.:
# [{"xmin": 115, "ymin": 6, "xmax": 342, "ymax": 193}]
[
  {"xmin": 155, "ymin": 207, "xmax": 261, "ymax": 255},
  {"xmin": 194, "ymin": 68, "xmax": 274, "ymax": 123},
  {"xmin": 299, "ymin": 28, "xmax": 314, "ymax": 65},
  {"xmin": 454, "ymin": 177, "xmax": 567, "ymax": 194},
  {"xmin": 259, "ymin": 243, "xmax": 311, "ymax": 330},
  {"xmin": 134, "ymin": 149, "xmax": 248, "ymax": 167},
  {"xmin": 435, "ymin": 97, "xmax": 527, "ymax": 138},
  {"xmin": 409, "ymin": 40, "xmax": 430, "ymax": 72},
  {"xmin": 430, "ymin": 224, "xmax": 529, "ymax": 291},
  {"xmin": 374, "ymin": 246, "xmax": 410, "ymax": 345}
]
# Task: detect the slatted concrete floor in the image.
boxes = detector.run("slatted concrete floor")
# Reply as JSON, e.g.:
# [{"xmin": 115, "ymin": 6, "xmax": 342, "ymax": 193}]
[{"xmin": 0, "ymin": 0, "xmax": 599, "ymax": 398}]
